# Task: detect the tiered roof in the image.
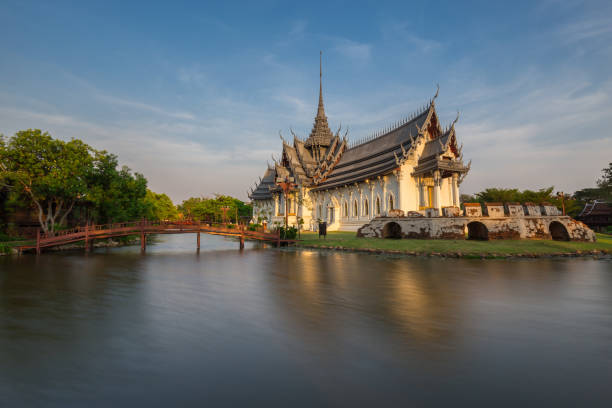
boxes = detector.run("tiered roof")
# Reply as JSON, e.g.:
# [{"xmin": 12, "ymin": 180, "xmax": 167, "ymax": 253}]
[
  {"xmin": 311, "ymin": 105, "xmax": 432, "ymax": 190},
  {"xmin": 579, "ymin": 200, "xmax": 612, "ymax": 217},
  {"xmin": 248, "ymin": 166, "xmax": 276, "ymax": 200},
  {"xmin": 280, "ymin": 141, "xmax": 311, "ymax": 185}
]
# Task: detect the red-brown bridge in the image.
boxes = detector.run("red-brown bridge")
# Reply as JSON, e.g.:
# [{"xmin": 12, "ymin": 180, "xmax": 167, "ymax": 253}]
[{"xmin": 18, "ymin": 220, "xmax": 291, "ymax": 255}]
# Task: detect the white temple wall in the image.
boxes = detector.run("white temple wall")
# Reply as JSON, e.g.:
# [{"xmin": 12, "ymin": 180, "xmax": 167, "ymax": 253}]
[
  {"xmin": 440, "ymin": 178, "xmax": 451, "ymax": 208},
  {"xmin": 254, "ymin": 172, "xmax": 465, "ymax": 231},
  {"xmin": 252, "ymin": 199, "xmax": 274, "ymax": 223},
  {"xmin": 399, "ymin": 163, "xmax": 419, "ymax": 213}
]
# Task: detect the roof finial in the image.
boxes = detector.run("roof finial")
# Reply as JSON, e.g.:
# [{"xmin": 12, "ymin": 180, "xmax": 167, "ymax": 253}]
[
  {"xmin": 320, "ymin": 50, "xmax": 322, "ymax": 80},
  {"xmin": 317, "ymin": 51, "xmax": 325, "ymax": 117},
  {"xmin": 452, "ymin": 111, "xmax": 460, "ymax": 128}
]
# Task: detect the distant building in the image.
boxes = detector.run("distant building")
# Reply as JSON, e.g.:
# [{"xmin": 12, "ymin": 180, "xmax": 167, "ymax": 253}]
[
  {"xmin": 248, "ymin": 57, "xmax": 470, "ymax": 231},
  {"xmin": 578, "ymin": 201, "xmax": 612, "ymax": 232}
]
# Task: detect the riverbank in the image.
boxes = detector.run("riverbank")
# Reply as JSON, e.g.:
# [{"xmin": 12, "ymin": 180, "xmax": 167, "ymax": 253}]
[
  {"xmin": 0, "ymin": 236, "xmax": 142, "ymax": 255},
  {"xmin": 296, "ymin": 231, "xmax": 612, "ymax": 259}
]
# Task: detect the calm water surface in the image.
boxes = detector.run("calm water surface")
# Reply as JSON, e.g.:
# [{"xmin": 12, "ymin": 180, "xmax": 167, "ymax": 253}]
[{"xmin": 1, "ymin": 234, "xmax": 611, "ymax": 407}]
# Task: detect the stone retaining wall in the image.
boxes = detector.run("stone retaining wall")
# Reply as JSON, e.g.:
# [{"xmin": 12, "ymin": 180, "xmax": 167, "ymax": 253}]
[{"xmin": 357, "ymin": 215, "xmax": 596, "ymax": 242}]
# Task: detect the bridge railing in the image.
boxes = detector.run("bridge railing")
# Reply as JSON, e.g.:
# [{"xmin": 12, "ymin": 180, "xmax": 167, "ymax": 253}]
[{"xmin": 38, "ymin": 220, "xmax": 282, "ymax": 244}]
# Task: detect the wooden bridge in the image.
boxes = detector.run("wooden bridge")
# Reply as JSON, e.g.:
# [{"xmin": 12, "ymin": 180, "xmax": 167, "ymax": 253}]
[{"xmin": 17, "ymin": 220, "xmax": 292, "ymax": 255}]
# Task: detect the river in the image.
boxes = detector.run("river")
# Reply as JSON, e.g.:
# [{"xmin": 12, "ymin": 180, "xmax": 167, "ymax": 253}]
[{"xmin": 1, "ymin": 234, "xmax": 611, "ymax": 407}]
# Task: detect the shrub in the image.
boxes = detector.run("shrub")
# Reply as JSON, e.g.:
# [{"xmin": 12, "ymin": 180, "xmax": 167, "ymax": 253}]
[{"xmin": 278, "ymin": 226, "xmax": 297, "ymax": 240}]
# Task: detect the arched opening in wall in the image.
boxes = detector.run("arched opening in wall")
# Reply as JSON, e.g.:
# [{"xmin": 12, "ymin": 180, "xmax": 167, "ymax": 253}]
[
  {"xmin": 364, "ymin": 200, "xmax": 369, "ymax": 216},
  {"xmin": 467, "ymin": 221, "xmax": 489, "ymax": 240},
  {"xmin": 549, "ymin": 221, "xmax": 570, "ymax": 241},
  {"xmin": 382, "ymin": 222, "xmax": 402, "ymax": 239},
  {"xmin": 389, "ymin": 195, "xmax": 394, "ymax": 210},
  {"xmin": 376, "ymin": 197, "xmax": 381, "ymax": 215},
  {"xmin": 329, "ymin": 196, "xmax": 339, "ymax": 224},
  {"xmin": 353, "ymin": 200, "xmax": 358, "ymax": 217},
  {"xmin": 343, "ymin": 202, "xmax": 348, "ymax": 217}
]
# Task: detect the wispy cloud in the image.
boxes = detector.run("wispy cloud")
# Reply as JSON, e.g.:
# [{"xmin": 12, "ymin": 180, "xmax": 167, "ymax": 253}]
[
  {"xmin": 289, "ymin": 20, "xmax": 308, "ymax": 38},
  {"xmin": 277, "ymin": 19, "xmax": 308, "ymax": 47},
  {"xmin": 59, "ymin": 69, "xmax": 197, "ymax": 120},
  {"xmin": 333, "ymin": 38, "xmax": 372, "ymax": 61},
  {"xmin": 95, "ymin": 93, "xmax": 195, "ymax": 120},
  {"xmin": 177, "ymin": 65, "xmax": 208, "ymax": 88},
  {"xmin": 558, "ymin": 17, "xmax": 612, "ymax": 43},
  {"xmin": 381, "ymin": 22, "xmax": 442, "ymax": 53},
  {"xmin": 454, "ymin": 75, "xmax": 612, "ymax": 194}
]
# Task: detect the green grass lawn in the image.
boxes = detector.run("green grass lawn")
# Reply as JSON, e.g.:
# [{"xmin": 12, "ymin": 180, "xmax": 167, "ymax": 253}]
[{"xmin": 297, "ymin": 231, "xmax": 612, "ymax": 256}]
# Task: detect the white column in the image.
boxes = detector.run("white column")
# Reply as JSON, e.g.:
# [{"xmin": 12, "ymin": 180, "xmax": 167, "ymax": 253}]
[
  {"xmin": 397, "ymin": 169, "xmax": 408, "ymax": 213},
  {"xmin": 418, "ymin": 178, "xmax": 426, "ymax": 208},
  {"xmin": 369, "ymin": 184, "xmax": 374, "ymax": 218},
  {"xmin": 274, "ymin": 195, "xmax": 279, "ymax": 216},
  {"xmin": 451, "ymin": 173, "xmax": 459, "ymax": 207},
  {"xmin": 433, "ymin": 170, "xmax": 441, "ymax": 214},
  {"xmin": 382, "ymin": 176, "xmax": 388, "ymax": 215}
]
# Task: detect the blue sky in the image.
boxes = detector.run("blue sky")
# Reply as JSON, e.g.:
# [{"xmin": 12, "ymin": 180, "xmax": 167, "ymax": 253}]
[{"xmin": 1, "ymin": 0, "xmax": 611, "ymax": 202}]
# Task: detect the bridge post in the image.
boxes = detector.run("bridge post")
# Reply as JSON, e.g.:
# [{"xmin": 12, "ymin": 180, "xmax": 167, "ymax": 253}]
[
  {"xmin": 239, "ymin": 225, "xmax": 245, "ymax": 250},
  {"xmin": 36, "ymin": 228, "xmax": 41, "ymax": 255},
  {"xmin": 276, "ymin": 229, "xmax": 281, "ymax": 248},
  {"xmin": 197, "ymin": 231, "xmax": 200, "ymax": 251},
  {"xmin": 140, "ymin": 218, "xmax": 146, "ymax": 252},
  {"xmin": 85, "ymin": 223, "xmax": 90, "ymax": 252}
]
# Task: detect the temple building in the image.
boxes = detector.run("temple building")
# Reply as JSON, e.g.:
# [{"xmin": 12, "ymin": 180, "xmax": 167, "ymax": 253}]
[{"xmin": 248, "ymin": 58, "xmax": 471, "ymax": 231}]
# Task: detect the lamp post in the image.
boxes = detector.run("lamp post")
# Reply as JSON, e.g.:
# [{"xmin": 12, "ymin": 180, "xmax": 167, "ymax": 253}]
[
  {"xmin": 220, "ymin": 206, "xmax": 230, "ymax": 225},
  {"xmin": 276, "ymin": 176, "xmax": 296, "ymax": 230},
  {"xmin": 556, "ymin": 192, "xmax": 566, "ymax": 216}
]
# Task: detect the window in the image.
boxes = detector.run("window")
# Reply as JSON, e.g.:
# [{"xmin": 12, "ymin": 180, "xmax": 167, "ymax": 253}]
[
  {"xmin": 376, "ymin": 197, "xmax": 381, "ymax": 215},
  {"xmin": 364, "ymin": 200, "xmax": 369, "ymax": 216},
  {"xmin": 389, "ymin": 195, "xmax": 394, "ymax": 210},
  {"xmin": 343, "ymin": 202, "xmax": 348, "ymax": 217},
  {"xmin": 354, "ymin": 200, "xmax": 358, "ymax": 217}
]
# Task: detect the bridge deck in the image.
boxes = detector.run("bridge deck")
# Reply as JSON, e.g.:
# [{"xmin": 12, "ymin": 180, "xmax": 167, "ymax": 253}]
[{"xmin": 17, "ymin": 221, "xmax": 294, "ymax": 253}]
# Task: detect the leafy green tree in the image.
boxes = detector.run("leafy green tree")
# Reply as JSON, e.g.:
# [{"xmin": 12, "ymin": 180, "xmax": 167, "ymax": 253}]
[
  {"xmin": 474, "ymin": 187, "xmax": 555, "ymax": 204},
  {"xmin": 460, "ymin": 193, "xmax": 476, "ymax": 203},
  {"xmin": 144, "ymin": 190, "xmax": 178, "ymax": 221},
  {"xmin": 178, "ymin": 194, "xmax": 252, "ymax": 223},
  {"xmin": 178, "ymin": 197, "xmax": 203, "ymax": 219},
  {"xmin": 0, "ymin": 135, "xmax": 8, "ymax": 231},
  {"xmin": 0, "ymin": 129, "xmax": 94, "ymax": 235},
  {"xmin": 83, "ymin": 158, "xmax": 150, "ymax": 224},
  {"xmin": 595, "ymin": 162, "xmax": 612, "ymax": 201}
]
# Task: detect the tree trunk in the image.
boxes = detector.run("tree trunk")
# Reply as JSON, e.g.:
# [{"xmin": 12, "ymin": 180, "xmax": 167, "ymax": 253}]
[{"xmin": 58, "ymin": 200, "xmax": 75, "ymax": 227}]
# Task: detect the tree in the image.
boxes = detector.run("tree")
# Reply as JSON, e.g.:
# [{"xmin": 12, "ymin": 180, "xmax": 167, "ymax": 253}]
[
  {"xmin": 0, "ymin": 135, "xmax": 9, "ymax": 231},
  {"xmin": 144, "ymin": 190, "xmax": 178, "ymax": 221},
  {"xmin": 465, "ymin": 186, "xmax": 583, "ymax": 217},
  {"xmin": 0, "ymin": 130, "xmax": 94, "ymax": 235},
  {"xmin": 595, "ymin": 162, "xmax": 612, "ymax": 201},
  {"xmin": 178, "ymin": 194, "xmax": 252, "ymax": 223},
  {"xmin": 474, "ymin": 187, "xmax": 555, "ymax": 204},
  {"xmin": 460, "ymin": 193, "xmax": 476, "ymax": 203},
  {"xmin": 572, "ymin": 162, "xmax": 612, "ymax": 213}
]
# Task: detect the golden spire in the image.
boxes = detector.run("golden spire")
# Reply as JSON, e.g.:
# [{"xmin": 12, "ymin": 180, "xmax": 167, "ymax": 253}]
[
  {"xmin": 305, "ymin": 51, "xmax": 333, "ymax": 157},
  {"xmin": 317, "ymin": 50, "xmax": 325, "ymax": 117}
]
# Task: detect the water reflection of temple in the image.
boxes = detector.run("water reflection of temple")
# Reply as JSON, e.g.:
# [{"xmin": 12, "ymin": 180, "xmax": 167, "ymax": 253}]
[{"xmin": 269, "ymin": 251, "xmax": 467, "ymax": 351}]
